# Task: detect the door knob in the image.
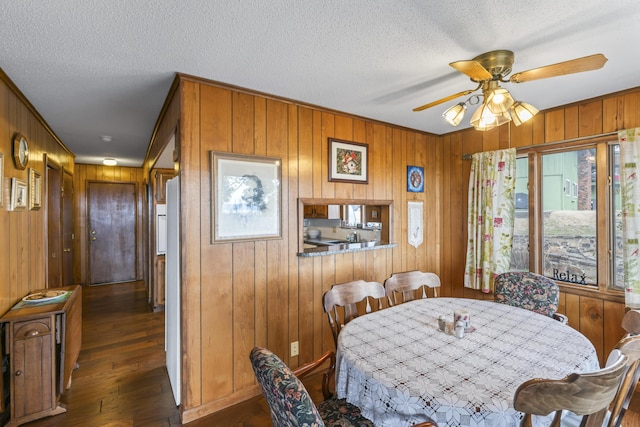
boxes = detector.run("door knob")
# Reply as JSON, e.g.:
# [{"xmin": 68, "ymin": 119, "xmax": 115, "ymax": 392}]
[{"xmin": 91, "ymin": 237, "xmax": 97, "ymax": 241}]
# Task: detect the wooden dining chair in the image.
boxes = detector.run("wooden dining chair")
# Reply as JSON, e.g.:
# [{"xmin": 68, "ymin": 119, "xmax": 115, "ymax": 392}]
[
  {"xmin": 513, "ymin": 352, "xmax": 628, "ymax": 427},
  {"xmin": 561, "ymin": 309, "xmax": 640, "ymax": 427},
  {"xmin": 494, "ymin": 271, "xmax": 568, "ymax": 323},
  {"xmin": 323, "ymin": 280, "xmax": 385, "ymax": 347},
  {"xmin": 250, "ymin": 347, "xmax": 439, "ymax": 427},
  {"xmin": 605, "ymin": 309, "xmax": 640, "ymax": 427},
  {"xmin": 384, "ymin": 270, "xmax": 441, "ymax": 306}
]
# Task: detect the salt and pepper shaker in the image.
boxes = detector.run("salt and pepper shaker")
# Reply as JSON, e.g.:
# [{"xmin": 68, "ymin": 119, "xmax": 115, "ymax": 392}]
[
  {"xmin": 455, "ymin": 320, "xmax": 465, "ymax": 339},
  {"xmin": 438, "ymin": 315, "xmax": 446, "ymax": 332}
]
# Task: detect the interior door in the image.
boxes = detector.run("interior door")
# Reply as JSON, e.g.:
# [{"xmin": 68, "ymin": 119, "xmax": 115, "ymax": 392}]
[
  {"xmin": 62, "ymin": 170, "xmax": 74, "ymax": 286},
  {"xmin": 46, "ymin": 164, "xmax": 62, "ymax": 287},
  {"xmin": 88, "ymin": 182, "xmax": 137, "ymax": 285}
]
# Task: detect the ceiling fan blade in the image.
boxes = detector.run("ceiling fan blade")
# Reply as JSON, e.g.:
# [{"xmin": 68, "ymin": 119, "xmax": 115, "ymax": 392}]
[
  {"xmin": 413, "ymin": 89, "xmax": 477, "ymax": 112},
  {"xmin": 509, "ymin": 54, "xmax": 607, "ymax": 83},
  {"xmin": 449, "ymin": 60, "xmax": 493, "ymax": 81}
]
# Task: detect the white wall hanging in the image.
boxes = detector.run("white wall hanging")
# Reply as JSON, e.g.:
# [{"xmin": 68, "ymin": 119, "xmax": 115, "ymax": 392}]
[{"xmin": 408, "ymin": 201, "xmax": 423, "ymax": 248}]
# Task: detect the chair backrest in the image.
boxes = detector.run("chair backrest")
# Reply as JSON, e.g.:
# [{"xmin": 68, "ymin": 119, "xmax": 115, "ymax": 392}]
[
  {"xmin": 606, "ymin": 310, "xmax": 640, "ymax": 427},
  {"xmin": 494, "ymin": 271, "xmax": 559, "ymax": 318},
  {"xmin": 249, "ymin": 347, "xmax": 325, "ymax": 427},
  {"xmin": 323, "ymin": 280, "xmax": 385, "ymax": 346},
  {"xmin": 384, "ymin": 270, "xmax": 441, "ymax": 306},
  {"xmin": 513, "ymin": 352, "xmax": 629, "ymax": 427},
  {"xmin": 621, "ymin": 308, "xmax": 640, "ymax": 335}
]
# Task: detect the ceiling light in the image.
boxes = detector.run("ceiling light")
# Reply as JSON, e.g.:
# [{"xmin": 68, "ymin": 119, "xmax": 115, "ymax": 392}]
[
  {"xmin": 101, "ymin": 135, "xmax": 112, "ymax": 143},
  {"xmin": 443, "ymin": 81, "xmax": 537, "ymax": 131},
  {"xmin": 470, "ymin": 103, "xmax": 511, "ymax": 131},
  {"xmin": 485, "ymin": 87, "xmax": 514, "ymax": 114},
  {"xmin": 442, "ymin": 102, "xmax": 467, "ymax": 126},
  {"xmin": 510, "ymin": 101, "xmax": 539, "ymax": 126},
  {"xmin": 103, "ymin": 158, "xmax": 117, "ymax": 166}
]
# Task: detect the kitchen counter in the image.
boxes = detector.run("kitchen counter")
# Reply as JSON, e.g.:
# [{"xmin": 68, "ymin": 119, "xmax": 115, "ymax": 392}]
[{"xmin": 298, "ymin": 241, "xmax": 397, "ymax": 257}]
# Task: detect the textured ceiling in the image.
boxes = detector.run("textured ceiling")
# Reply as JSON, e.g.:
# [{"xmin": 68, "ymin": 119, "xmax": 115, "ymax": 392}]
[{"xmin": 1, "ymin": 1, "xmax": 639, "ymax": 167}]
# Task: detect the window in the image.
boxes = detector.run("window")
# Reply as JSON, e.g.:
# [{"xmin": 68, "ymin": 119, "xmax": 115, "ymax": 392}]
[
  {"xmin": 541, "ymin": 148, "xmax": 596, "ymax": 285},
  {"xmin": 511, "ymin": 139, "xmax": 622, "ymax": 293},
  {"xmin": 511, "ymin": 156, "xmax": 529, "ymax": 272}
]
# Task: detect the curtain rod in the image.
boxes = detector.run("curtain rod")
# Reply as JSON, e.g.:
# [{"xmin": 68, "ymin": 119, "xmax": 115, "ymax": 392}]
[{"xmin": 462, "ymin": 130, "xmax": 619, "ymax": 160}]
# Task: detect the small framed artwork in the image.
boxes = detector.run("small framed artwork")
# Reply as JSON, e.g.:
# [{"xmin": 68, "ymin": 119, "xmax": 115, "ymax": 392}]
[
  {"xmin": 407, "ymin": 166, "xmax": 424, "ymax": 193},
  {"xmin": 29, "ymin": 168, "xmax": 42, "ymax": 210},
  {"xmin": 211, "ymin": 152, "xmax": 282, "ymax": 243},
  {"xmin": 10, "ymin": 178, "xmax": 27, "ymax": 211},
  {"xmin": 328, "ymin": 138, "xmax": 368, "ymax": 184}
]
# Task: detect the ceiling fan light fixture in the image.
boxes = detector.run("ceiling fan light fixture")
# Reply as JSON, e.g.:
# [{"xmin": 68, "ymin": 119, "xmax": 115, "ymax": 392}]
[
  {"xmin": 470, "ymin": 103, "xmax": 510, "ymax": 131},
  {"xmin": 443, "ymin": 102, "xmax": 467, "ymax": 126},
  {"xmin": 510, "ymin": 101, "xmax": 539, "ymax": 126},
  {"xmin": 485, "ymin": 87, "xmax": 515, "ymax": 114}
]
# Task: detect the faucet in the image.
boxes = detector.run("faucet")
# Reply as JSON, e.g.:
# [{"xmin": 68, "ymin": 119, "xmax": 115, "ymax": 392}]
[{"xmin": 352, "ymin": 231, "xmax": 358, "ymax": 243}]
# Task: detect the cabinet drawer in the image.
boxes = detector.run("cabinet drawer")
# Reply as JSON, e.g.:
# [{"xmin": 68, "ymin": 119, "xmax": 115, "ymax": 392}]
[{"xmin": 14, "ymin": 318, "xmax": 52, "ymax": 339}]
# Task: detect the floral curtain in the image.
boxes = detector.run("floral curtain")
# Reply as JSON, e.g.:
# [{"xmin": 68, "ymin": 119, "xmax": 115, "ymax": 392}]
[
  {"xmin": 464, "ymin": 148, "xmax": 516, "ymax": 293},
  {"xmin": 618, "ymin": 128, "xmax": 640, "ymax": 308}
]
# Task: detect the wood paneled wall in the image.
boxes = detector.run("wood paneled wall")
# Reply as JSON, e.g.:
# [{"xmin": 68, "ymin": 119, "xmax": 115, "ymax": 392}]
[
  {"xmin": 146, "ymin": 75, "xmax": 444, "ymax": 421},
  {"xmin": 147, "ymin": 74, "xmax": 640, "ymax": 422},
  {"xmin": 0, "ymin": 70, "xmax": 75, "ymax": 314},
  {"xmin": 72, "ymin": 164, "xmax": 147, "ymax": 285}
]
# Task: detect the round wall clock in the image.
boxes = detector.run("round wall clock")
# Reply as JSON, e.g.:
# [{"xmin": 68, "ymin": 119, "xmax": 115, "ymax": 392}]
[{"xmin": 13, "ymin": 133, "xmax": 29, "ymax": 170}]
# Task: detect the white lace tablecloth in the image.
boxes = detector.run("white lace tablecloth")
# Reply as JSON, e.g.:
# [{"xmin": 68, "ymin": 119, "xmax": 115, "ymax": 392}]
[{"xmin": 335, "ymin": 298, "xmax": 600, "ymax": 427}]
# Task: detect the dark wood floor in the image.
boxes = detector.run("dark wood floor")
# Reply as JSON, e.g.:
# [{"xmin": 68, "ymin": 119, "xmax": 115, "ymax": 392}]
[{"xmin": 22, "ymin": 281, "xmax": 640, "ymax": 427}]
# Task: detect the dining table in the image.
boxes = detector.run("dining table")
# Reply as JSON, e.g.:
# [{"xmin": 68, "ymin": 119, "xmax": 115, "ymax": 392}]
[{"xmin": 335, "ymin": 297, "xmax": 600, "ymax": 427}]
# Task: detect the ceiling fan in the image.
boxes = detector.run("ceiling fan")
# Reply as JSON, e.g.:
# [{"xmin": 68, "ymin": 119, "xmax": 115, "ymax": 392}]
[{"xmin": 413, "ymin": 50, "xmax": 608, "ymax": 130}]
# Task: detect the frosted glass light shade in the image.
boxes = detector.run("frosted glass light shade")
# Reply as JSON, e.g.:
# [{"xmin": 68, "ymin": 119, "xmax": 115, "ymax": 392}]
[
  {"xmin": 442, "ymin": 103, "xmax": 467, "ymax": 126},
  {"xmin": 485, "ymin": 87, "xmax": 515, "ymax": 114},
  {"xmin": 511, "ymin": 101, "xmax": 538, "ymax": 126},
  {"xmin": 470, "ymin": 103, "xmax": 511, "ymax": 131}
]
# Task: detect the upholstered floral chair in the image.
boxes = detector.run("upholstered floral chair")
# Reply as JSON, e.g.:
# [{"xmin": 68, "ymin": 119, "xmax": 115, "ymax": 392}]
[
  {"xmin": 250, "ymin": 346, "xmax": 375, "ymax": 427},
  {"xmin": 494, "ymin": 271, "xmax": 568, "ymax": 323}
]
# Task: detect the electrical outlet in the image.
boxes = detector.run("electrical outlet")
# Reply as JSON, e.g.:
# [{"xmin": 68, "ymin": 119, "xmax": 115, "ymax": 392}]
[{"xmin": 290, "ymin": 341, "xmax": 299, "ymax": 357}]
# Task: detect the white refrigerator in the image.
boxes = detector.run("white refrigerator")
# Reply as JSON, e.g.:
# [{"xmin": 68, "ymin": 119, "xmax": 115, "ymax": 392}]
[{"xmin": 165, "ymin": 176, "xmax": 181, "ymax": 405}]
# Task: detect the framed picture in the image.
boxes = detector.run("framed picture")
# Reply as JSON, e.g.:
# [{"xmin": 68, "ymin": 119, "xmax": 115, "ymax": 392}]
[
  {"xmin": 328, "ymin": 138, "xmax": 368, "ymax": 184},
  {"xmin": 211, "ymin": 152, "xmax": 282, "ymax": 243},
  {"xmin": 10, "ymin": 178, "xmax": 27, "ymax": 211},
  {"xmin": 29, "ymin": 168, "xmax": 42, "ymax": 210},
  {"xmin": 407, "ymin": 166, "xmax": 424, "ymax": 192}
]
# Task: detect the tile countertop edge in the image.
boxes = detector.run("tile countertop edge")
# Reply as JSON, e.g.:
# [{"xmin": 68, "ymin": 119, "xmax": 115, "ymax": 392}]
[{"xmin": 297, "ymin": 243, "xmax": 398, "ymax": 257}]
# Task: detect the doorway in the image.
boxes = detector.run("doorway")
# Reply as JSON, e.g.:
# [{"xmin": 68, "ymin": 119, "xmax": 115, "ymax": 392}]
[
  {"xmin": 46, "ymin": 163, "xmax": 62, "ymax": 287},
  {"xmin": 88, "ymin": 182, "xmax": 137, "ymax": 285}
]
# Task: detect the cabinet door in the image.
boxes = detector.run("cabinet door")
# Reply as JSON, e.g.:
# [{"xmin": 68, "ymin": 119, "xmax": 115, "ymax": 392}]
[
  {"xmin": 314, "ymin": 205, "xmax": 328, "ymax": 218},
  {"xmin": 303, "ymin": 205, "xmax": 315, "ymax": 218},
  {"xmin": 12, "ymin": 318, "xmax": 57, "ymax": 420},
  {"xmin": 154, "ymin": 170, "xmax": 176, "ymax": 203},
  {"xmin": 154, "ymin": 256, "xmax": 166, "ymax": 309},
  {"xmin": 303, "ymin": 204, "xmax": 329, "ymax": 218}
]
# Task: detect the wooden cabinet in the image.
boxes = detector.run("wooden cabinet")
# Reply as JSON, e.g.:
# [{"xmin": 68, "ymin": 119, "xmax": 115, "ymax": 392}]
[
  {"xmin": 0, "ymin": 286, "xmax": 82, "ymax": 426},
  {"xmin": 303, "ymin": 205, "xmax": 341, "ymax": 219},
  {"xmin": 153, "ymin": 169, "xmax": 176, "ymax": 203},
  {"xmin": 304, "ymin": 204, "xmax": 328, "ymax": 218},
  {"xmin": 151, "ymin": 168, "xmax": 175, "ymax": 311},
  {"xmin": 154, "ymin": 256, "xmax": 166, "ymax": 310}
]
